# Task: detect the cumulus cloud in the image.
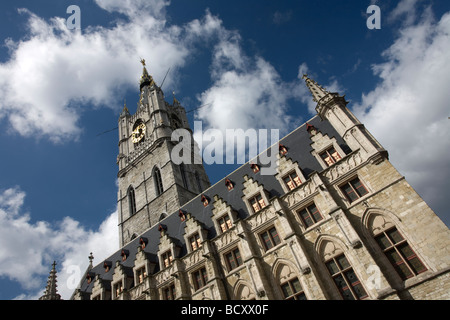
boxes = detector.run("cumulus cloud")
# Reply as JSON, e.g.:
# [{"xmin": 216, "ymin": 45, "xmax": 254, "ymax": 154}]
[
  {"xmin": 0, "ymin": 186, "xmax": 118, "ymax": 300},
  {"xmin": 352, "ymin": 9, "xmax": 450, "ymax": 225},
  {"xmin": 0, "ymin": 1, "xmax": 222, "ymax": 143}
]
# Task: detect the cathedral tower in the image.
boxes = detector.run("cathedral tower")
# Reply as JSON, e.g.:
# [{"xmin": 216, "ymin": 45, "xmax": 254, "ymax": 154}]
[{"xmin": 116, "ymin": 60, "xmax": 210, "ymax": 246}]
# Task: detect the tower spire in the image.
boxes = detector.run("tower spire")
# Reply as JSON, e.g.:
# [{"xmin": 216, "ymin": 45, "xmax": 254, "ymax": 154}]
[
  {"xmin": 301, "ymin": 74, "xmax": 333, "ymax": 103},
  {"xmin": 139, "ymin": 58, "xmax": 156, "ymax": 90},
  {"xmin": 39, "ymin": 261, "xmax": 61, "ymax": 300}
]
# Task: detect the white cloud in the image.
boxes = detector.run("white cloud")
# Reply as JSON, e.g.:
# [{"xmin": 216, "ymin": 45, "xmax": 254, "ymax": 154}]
[
  {"xmin": 353, "ymin": 9, "xmax": 450, "ymax": 225},
  {"xmin": 0, "ymin": 2, "xmax": 223, "ymax": 143},
  {"xmin": 0, "ymin": 186, "xmax": 118, "ymax": 300}
]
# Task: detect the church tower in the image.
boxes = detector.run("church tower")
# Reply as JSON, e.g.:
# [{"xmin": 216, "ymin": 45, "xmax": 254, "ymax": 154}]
[{"xmin": 116, "ymin": 60, "xmax": 210, "ymax": 246}]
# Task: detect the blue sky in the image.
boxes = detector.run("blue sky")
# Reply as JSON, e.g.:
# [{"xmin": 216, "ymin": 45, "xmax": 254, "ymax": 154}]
[{"xmin": 0, "ymin": 0, "xmax": 449, "ymax": 300}]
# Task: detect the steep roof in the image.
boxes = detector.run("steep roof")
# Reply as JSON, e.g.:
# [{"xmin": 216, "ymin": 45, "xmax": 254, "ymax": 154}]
[{"xmin": 77, "ymin": 114, "xmax": 350, "ymax": 294}]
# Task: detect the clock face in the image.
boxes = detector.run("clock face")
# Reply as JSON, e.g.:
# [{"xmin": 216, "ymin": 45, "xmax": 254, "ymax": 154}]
[{"xmin": 132, "ymin": 123, "xmax": 146, "ymax": 143}]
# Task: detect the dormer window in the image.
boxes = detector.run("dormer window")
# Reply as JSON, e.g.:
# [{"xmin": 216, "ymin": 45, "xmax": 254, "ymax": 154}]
[
  {"xmin": 250, "ymin": 163, "xmax": 260, "ymax": 173},
  {"xmin": 279, "ymin": 144, "xmax": 288, "ymax": 156},
  {"xmin": 86, "ymin": 272, "xmax": 94, "ymax": 284},
  {"xmin": 139, "ymin": 237, "xmax": 148, "ymax": 249},
  {"xmin": 121, "ymin": 250, "xmax": 129, "ymax": 262},
  {"xmin": 319, "ymin": 146, "xmax": 342, "ymax": 167},
  {"xmin": 179, "ymin": 209, "xmax": 187, "ymax": 222},
  {"xmin": 249, "ymin": 193, "xmax": 266, "ymax": 213},
  {"xmin": 225, "ymin": 178, "xmax": 234, "ymax": 191},
  {"xmin": 103, "ymin": 261, "xmax": 112, "ymax": 273},
  {"xmin": 306, "ymin": 123, "xmax": 317, "ymax": 135},
  {"xmin": 201, "ymin": 195, "xmax": 209, "ymax": 207},
  {"xmin": 158, "ymin": 224, "xmax": 167, "ymax": 235}
]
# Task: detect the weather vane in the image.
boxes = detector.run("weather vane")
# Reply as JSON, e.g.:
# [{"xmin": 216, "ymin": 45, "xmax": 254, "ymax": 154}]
[{"xmin": 140, "ymin": 58, "xmax": 146, "ymax": 66}]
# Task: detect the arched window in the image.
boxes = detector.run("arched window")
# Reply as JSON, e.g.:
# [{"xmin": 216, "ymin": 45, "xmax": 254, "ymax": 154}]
[
  {"xmin": 154, "ymin": 167, "xmax": 164, "ymax": 196},
  {"xmin": 195, "ymin": 171, "xmax": 202, "ymax": 193},
  {"xmin": 365, "ymin": 212, "xmax": 427, "ymax": 281},
  {"xmin": 180, "ymin": 164, "xmax": 188, "ymax": 189},
  {"xmin": 127, "ymin": 186, "xmax": 136, "ymax": 216}
]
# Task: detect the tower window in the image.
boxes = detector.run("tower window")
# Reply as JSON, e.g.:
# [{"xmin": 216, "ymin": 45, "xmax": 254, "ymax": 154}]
[
  {"xmin": 127, "ymin": 186, "xmax": 136, "ymax": 216},
  {"xmin": 163, "ymin": 283, "xmax": 176, "ymax": 300},
  {"xmin": 180, "ymin": 164, "xmax": 188, "ymax": 189},
  {"xmin": 282, "ymin": 171, "xmax": 302, "ymax": 190},
  {"xmin": 375, "ymin": 227, "xmax": 427, "ymax": 280},
  {"xmin": 297, "ymin": 203, "xmax": 323, "ymax": 228},
  {"xmin": 195, "ymin": 171, "xmax": 203, "ymax": 193},
  {"xmin": 320, "ymin": 146, "xmax": 342, "ymax": 167},
  {"xmin": 340, "ymin": 177, "xmax": 368, "ymax": 203},
  {"xmin": 153, "ymin": 167, "xmax": 164, "ymax": 196}
]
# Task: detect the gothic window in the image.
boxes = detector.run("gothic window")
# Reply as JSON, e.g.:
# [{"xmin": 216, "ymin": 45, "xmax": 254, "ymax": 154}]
[
  {"xmin": 325, "ymin": 253, "xmax": 368, "ymax": 300},
  {"xmin": 280, "ymin": 277, "xmax": 307, "ymax": 300},
  {"xmin": 189, "ymin": 233, "xmax": 202, "ymax": 251},
  {"xmin": 319, "ymin": 146, "xmax": 342, "ymax": 167},
  {"xmin": 374, "ymin": 227, "xmax": 427, "ymax": 280},
  {"xmin": 340, "ymin": 177, "xmax": 369, "ymax": 203},
  {"xmin": 297, "ymin": 203, "xmax": 323, "ymax": 228},
  {"xmin": 249, "ymin": 193, "xmax": 266, "ymax": 213},
  {"xmin": 163, "ymin": 283, "xmax": 176, "ymax": 300},
  {"xmin": 260, "ymin": 226, "xmax": 281, "ymax": 251},
  {"xmin": 217, "ymin": 214, "xmax": 232, "ymax": 233},
  {"xmin": 192, "ymin": 267, "xmax": 208, "ymax": 291},
  {"xmin": 224, "ymin": 247, "xmax": 243, "ymax": 271},
  {"xmin": 180, "ymin": 164, "xmax": 188, "ymax": 189},
  {"xmin": 161, "ymin": 250, "xmax": 173, "ymax": 268},
  {"xmin": 127, "ymin": 186, "xmax": 136, "ymax": 216},
  {"xmin": 195, "ymin": 171, "xmax": 202, "ymax": 193},
  {"xmin": 282, "ymin": 171, "xmax": 302, "ymax": 191},
  {"xmin": 153, "ymin": 167, "xmax": 164, "ymax": 196}
]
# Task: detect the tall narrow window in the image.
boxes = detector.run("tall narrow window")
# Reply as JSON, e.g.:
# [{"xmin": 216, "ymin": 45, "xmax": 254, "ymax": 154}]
[
  {"xmin": 192, "ymin": 267, "xmax": 208, "ymax": 291},
  {"xmin": 189, "ymin": 233, "xmax": 202, "ymax": 251},
  {"xmin": 282, "ymin": 171, "xmax": 302, "ymax": 190},
  {"xmin": 320, "ymin": 146, "xmax": 342, "ymax": 167},
  {"xmin": 297, "ymin": 203, "xmax": 323, "ymax": 228},
  {"xmin": 249, "ymin": 193, "xmax": 266, "ymax": 213},
  {"xmin": 180, "ymin": 164, "xmax": 188, "ymax": 189},
  {"xmin": 280, "ymin": 277, "xmax": 307, "ymax": 300},
  {"xmin": 325, "ymin": 254, "xmax": 368, "ymax": 300},
  {"xmin": 127, "ymin": 186, "xmax": 136, "ymax": 216},
  {"xmin": 154, "ymin": 167, "xmax": 164, "ymax": 196},
  {"xmin": 375, "ymin": 227, "xmax": 427, "ymax": 280},
  {"xmin": 340, "ymin": 177, "xmax": 369, "ymax": 203},
  {"xmin": 161, "ymin": 250, "xmax": 173, "ymax": 268},
  {"xmin": 195, "ymin": 171, "xmax": 202, "ymax": 193},
  {"xmin": 136, "ymin": 266, "xmax": 146, "ymax": 284}
]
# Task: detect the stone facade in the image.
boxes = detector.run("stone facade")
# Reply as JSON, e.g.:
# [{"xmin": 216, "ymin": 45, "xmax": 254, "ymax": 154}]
[{"xmin": 71, "ymin": 71, "xmax": 450, "ymax": 300}]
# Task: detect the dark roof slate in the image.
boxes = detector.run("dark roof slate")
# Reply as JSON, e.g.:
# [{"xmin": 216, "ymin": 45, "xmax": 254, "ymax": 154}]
[{"xmin": 78, "ymin": 114, "xmax": 350, "ymax": 294}]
